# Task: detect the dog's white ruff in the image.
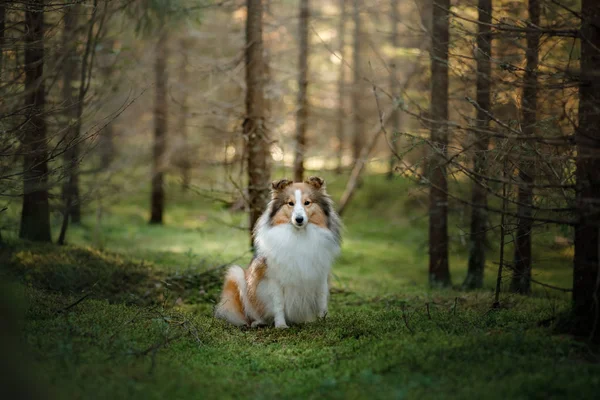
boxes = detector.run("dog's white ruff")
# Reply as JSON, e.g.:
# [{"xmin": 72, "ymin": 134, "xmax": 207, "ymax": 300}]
[{"xmin": 254, "ymin": 222, "xmax": 340, "ymax": 326}]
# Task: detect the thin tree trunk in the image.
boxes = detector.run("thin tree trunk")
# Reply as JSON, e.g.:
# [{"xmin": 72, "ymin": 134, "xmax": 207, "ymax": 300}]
[
  {"xmin": 20, "ymin": 0, "xmax": 51, "ymax": 242},
  {"xmin": 99, "ymin": 39, "xmax": 116, "ymax": 170},
  {"xmin": 351, "ymin": 0, "xmax": 363, "ymax": 164},
  {"xmin": 493, "ymin": 158, "xmax": 509, "ymax": 308},
  {"xmin": 100, "ymin": 120, "xmax": 114, "ymax": 168},
  {"xmin": 510, "ymin": 0, "xmax": 539, "ymax": 294},
  {"xmin": 178, "ymin": 38, "xmax": 191, "ymax": 191},
  {"xmin": 0, "ymin": 2, "xmax": 5, "ymax": 81},
  {"xmin": 338, "ymin": 103, "xmax": 394, "ymax": 216},
  {"xmin": 0, "ymin": 2, "xmax": 5, "ymax": 243},
  {"xmin": 573, "ymin": 0, "xmax": 600, "ymax": 342},
  {"xmin": 150, "ymin": 29, "xmax": 168, "ymax": 224},
  {"xmin": 58, "ymin": 3, "xmax": 80, "ymax": 245},
  {"xmin": 335, "ymin": 0, "xmax": 346, "ymax": 175},
  {"xmin": 293, "ymin": 0, "xmax": 309, "ymax": 182},
  {"xmin": 387, "ymin": 0, "xmax": 400, "ymax": 180},
  {"xmin": 245, "ymin": 0, "xmax": 270, "ymax": 245},
  {"xmin": 428, "ymin": 0, "xmax": 451, "ymax": 287},
  {"xmin": 463, "ymin": 0, "xmax": 492, "ymax": 289}
]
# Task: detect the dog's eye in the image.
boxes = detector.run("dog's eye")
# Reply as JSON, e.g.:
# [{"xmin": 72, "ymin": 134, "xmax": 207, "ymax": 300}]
[
  {"xmin": 304, "ymin": 201, "xmax": 310, "ymax": 206},
  {"xmin": 288, "ymin": 202, "xmax": 294, "ymax": 206}
]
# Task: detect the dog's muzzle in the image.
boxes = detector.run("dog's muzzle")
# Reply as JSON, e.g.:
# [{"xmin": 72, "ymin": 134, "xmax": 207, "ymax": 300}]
[{"xmin": 293, "ymin": 215, "xmax": 306, "ymax": 228}]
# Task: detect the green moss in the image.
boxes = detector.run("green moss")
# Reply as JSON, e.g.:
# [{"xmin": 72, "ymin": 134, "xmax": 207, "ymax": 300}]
[
  {"xmin": 1, "ymin": 172, "xmax": 587, "ymax": 399},
  {"xmin": 8, "ymin": 284, "xmax": 598, "ymax": 400}
]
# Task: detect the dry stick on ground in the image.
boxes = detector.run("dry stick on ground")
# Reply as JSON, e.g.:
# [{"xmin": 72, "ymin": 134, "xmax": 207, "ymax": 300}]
[{"xmin": 56, "ymin": 293, "xmax": 92, "ymax": 314}]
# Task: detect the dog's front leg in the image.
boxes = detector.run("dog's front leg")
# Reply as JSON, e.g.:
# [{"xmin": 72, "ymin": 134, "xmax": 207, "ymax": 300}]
[
  {"xmin": 271, "ymin": 282, "xmax": 288, "ymax": 329},
  {"xmin": 317, "ymin": 278, "xmax": 329, "ymax": 319}
]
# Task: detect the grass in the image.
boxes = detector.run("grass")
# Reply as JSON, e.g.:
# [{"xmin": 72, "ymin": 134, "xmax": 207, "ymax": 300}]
[{"xmin": 1, "ymin": 171, "xmax": 595, "ymax": 399}]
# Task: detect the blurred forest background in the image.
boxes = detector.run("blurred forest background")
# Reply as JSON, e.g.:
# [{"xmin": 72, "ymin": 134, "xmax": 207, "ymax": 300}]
[{"xmin": 1, "ymin": 0, "xmax": 600, "ymax": 398}]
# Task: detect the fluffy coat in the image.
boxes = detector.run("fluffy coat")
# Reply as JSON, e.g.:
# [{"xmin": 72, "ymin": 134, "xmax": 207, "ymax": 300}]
[{"xmin": 215, "ymin": 176, "xmax": 342, "ymax": 328}]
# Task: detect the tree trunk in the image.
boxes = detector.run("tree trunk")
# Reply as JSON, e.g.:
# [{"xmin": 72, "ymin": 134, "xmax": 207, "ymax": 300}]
[
  {"xmin": 351, "ymin": 0, "xmax": 364, "ymax": 164},
  {"xmin": 293, "ymin": 0, "xmax": 309, "ymax": 182},
  {"xmin": 463, "ymin": 0, "xmax": 492, "ymax": 289},
  {"xmin": 178, "ymin": 38, "xmax": 191, "ymax": 191},
  {"xmin": 387, "ymin": 0, "xmax": 400, "ymax": 180},
  {"xmin": 58, "ymin": 3, "xmax": 80, "ymax": 245},
  {"xmin": 0, "ymin": 2, "xmax": 5, "ymax": 243},
  {"xmin": 0, "ymin": 2, "xmax": 5, "ymax": 81},
  {"xmin": 335, "ymin": 0, "xmax": 346, "ymax": 175},
  {"xmin": 245, "ymin": 0, "xmax": 270, "ymax": 244},
  {"xmin": 510, "ymin": 0, "xmax": 539, "ymax": 294},
  {"xmin": 428, "ymin": 0, "xmax": 451, "ymax": 287},
  {"xmin": 99, "ymin": 39, "xmax": 116, "ymax": 170},
  {"xmin": 20, "ymin": 0, "xmax": 51, "ymax": 242},
  {"xmin": 573, "ymin": 0, "xmax": 600, "ymax": 342},
  {"xmin": 150, "ymin": 29, "xmax": 168, "ymax": 224}
]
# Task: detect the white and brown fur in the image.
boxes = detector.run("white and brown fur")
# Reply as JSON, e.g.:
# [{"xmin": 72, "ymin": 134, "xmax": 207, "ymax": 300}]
[{"xmin": 215, "ymin": 176, "xmax": 342, "ymax": 328}]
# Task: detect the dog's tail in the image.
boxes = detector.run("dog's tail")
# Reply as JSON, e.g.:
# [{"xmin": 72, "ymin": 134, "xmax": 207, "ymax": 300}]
[{"xmin": 214, "ymin": 265, "xmax": 248, "ymax": 326}]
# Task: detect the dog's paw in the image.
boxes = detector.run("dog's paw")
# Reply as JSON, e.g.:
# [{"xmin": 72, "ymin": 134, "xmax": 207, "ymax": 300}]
[
  {"xmin": 318, "ymin": 310, "xmax": 328, "ymax": 319},
  {"xmin": 251, "ymin": 320, "xmax": 266, "ymax": 328},
  {"xmin": 275, "ymin": 322, "xmax": 289, "ymax": 329}
]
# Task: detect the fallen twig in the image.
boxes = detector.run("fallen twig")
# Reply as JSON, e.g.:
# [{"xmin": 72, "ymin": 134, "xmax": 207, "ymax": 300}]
[{"xmin": 57, "ymin": 293, "xmax": 92, "ymax": 314}]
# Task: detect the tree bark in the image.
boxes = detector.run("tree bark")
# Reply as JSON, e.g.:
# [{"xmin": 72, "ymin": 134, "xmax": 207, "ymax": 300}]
[
  {"xmin": 293, "ymin": 0, "xmax": 309, "ymax": 182},
  {"xmin": 428, "ymin": 0, "xmax": 451, "ymax": 287},
  {"xmin": 20, "ymin": 0, "xmax": 51, "ymax": 242},
  {"xmin": 0, "ymin": 2, "xmax": 5, "ymax": 81},
  {"xmin": 510, "ymin": 0, "xmax": 539, "ymax": 294},
  {"xmin": 463, "ymin": 0, "xmax": 492, "ymax": 289},
  {"xmin": 351, "ymin": 0, "xmax": 364, "ymax": 164},
  {"xmin": 245, "ymin": 0, "xmax": 271, "ymax": 244},
  {"xmin": 387, "ymin": 0, "xmax": 400, "ymax": 180},
  {"xmin": 150, "ymin": 29, "xmax": 168, "ymax": 224},
  {"xmin": 573, "ymin": 0, "xmax": 600, "ymax": 342},
  {"xmin": 58, "ymin": 3, "xmax": 81, "ymax": 245},
  {"xmin": 0, "ymin": 2, "xmax": 5, "ymax": 243},
  {"xmin": 335, "ymin": 0, "xmax": 346, "ymax": 175}
]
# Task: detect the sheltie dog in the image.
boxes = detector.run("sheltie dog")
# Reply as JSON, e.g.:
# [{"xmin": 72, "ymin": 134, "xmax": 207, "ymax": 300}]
[{"xmin": 215, "ymin": 176, "xmax": 342, "ymax": 328}]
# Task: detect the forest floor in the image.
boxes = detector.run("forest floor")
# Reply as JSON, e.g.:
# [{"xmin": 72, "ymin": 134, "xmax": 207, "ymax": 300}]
[{"xmin": 2, "ymin": 173, "xmax": 599, "ymax": 399}]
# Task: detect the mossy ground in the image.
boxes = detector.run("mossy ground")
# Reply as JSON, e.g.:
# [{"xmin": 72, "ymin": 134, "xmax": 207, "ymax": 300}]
[{"xmin": 1, "ymin": 172, "xmax": 597, "ymax": 399}]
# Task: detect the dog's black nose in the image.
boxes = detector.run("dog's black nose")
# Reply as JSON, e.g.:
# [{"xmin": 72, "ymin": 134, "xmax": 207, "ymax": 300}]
[{"xmin": 295, "ymin": 216, "xmax": 304, "ymax": 224}]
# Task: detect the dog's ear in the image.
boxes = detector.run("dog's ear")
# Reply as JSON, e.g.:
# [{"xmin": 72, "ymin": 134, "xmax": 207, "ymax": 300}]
[
  {"xmin": 305, "ymin": 176, "xmax": 325, "ymax": 190},
  {"xmin": 272, "ymin": 179, "xmax": 292, "ymax": 191}
]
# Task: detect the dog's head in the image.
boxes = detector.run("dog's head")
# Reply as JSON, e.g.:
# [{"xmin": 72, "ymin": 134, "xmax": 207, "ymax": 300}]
[{"xmin": 269, "ymin": 176, "xmax": 328, "ymax": 229}]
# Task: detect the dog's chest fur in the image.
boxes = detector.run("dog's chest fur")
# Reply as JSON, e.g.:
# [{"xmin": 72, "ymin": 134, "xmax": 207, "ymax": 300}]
[
  {"xmin": 256, "ymin": 224, "xmax": 339, "ymax": 282},
  {"xmin": 255, "ymin": 223, "xmax": 340, "ymax": 322}
]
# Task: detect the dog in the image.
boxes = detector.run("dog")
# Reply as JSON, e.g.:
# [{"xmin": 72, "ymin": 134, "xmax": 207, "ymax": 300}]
[{"xmin": 215, "ymin": 176, "xmax": 342, "ymax": 328}]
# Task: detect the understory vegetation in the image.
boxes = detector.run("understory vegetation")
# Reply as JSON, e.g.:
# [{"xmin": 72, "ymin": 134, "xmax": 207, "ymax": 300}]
[{"xmin": 2, "ymin": 174, "xmax": 597, "ymax": 399}]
